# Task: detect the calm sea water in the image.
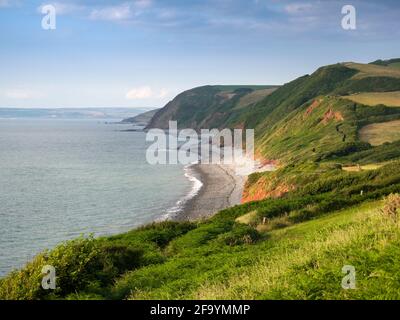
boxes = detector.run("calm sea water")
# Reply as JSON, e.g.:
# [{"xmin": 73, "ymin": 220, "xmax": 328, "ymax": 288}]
[{"xmin": 0, "ymin": 119, "xmax": 192, "ymax": 277}]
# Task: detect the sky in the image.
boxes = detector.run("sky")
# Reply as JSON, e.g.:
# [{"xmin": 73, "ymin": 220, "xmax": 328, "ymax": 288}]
[{"xmin": 0, "ymin": 0, "xmax": 400, "ymax": 108}]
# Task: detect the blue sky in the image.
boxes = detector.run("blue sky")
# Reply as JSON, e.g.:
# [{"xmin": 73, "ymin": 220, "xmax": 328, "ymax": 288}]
[{"xmin": 0, "ymin": 0, "xmax": 400, "ymax": 108}]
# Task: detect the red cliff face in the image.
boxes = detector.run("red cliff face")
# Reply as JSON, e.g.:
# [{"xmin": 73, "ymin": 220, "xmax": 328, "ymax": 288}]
[
  {"xmin": 254, "ymin": 151, "xmax": 280, "ymax": 167},
  {"xmin": 321, "ymin": 108, "xmax": 344, "ymax": 124},
  {"xmin": 241, "ymin": 152, "xmax": 287, "ymax": 203},
  {"xmin": 304, "ymin": 99, "xmax": 321, "ymax": 118},
  {"xmin": 241, "ymin": 175, "xmax": 295, "ymax": 203}
]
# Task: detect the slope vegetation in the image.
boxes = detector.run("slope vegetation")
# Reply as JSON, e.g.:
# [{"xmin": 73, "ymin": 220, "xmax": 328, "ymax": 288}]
[
  {"xmin": 146, "ymin": 85, "xmax": 279, "ymax": 130},
  {"xmin": 2, "ymin": 59, "xmax": 400, "ymax": 300},
  {"xmin": 121, "ymin": 109, "xmax": 160, "ymax": 125},
  {"xmin": 343, "ymin": 91, "xmax": 400, "ymax": 107}
]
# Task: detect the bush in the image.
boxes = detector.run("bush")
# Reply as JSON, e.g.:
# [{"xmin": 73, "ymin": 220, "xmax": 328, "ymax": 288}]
[
  {"xmin": 219, "ymin": 224, "xmax": 260, "ymax": 246},
  {"xmin": 0, "ymin": 252, "xmax": 49, "ymax": 300},
  {"xmin": 166, "ymin": 221, "xmax": 233, "ymax": 255},
  {"xmin": 381, "ymin": 194, "xmax": 400, "ymax": 218},
  {"xmin": 0, "ymin": 237, "xmax": 144, "ymax": 300},
  {"xmin": 139, "ymin": 221, "xmax": 196, "ymax": 248},
  {"xmin": 109, "ymin": 221, "xmax": 196, "ymax": 249}
]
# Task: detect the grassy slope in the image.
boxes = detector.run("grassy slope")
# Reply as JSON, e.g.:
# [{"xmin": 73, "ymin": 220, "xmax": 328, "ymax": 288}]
[
  {"xmin": 194, "ymin": 200, "xmax": 400, "ymax": 300},
  {"xmin": 256, "ymin": 96, "xmax": 400, "ymax": 163},
  {"xmin": 234, "ymin": 88, "xmax": 278, "ymax": 110},
  {"xmin": 2, "ymin": 60, "xmax": 400, "ymax": 300},
  {"xmin": 241, "ymin": 61, "xmax": 400, "ymax": 201},
  {"xmin": 233, "ymin": 64, "xmax": 357, "ymax": 135},
  {"xmin": 145, "ymin": 85, "xmax": 279, "ymax": 130},
  {"xmin": 343, "ymin": 91, "xmax": 400, "ymax": 107},
  {"xmin": 370, "ymin": 58, "xmax": 400, "ymax": 68},
  {"xmin": 121, "ymin": 109, "xmax": 160, "ymax": 124},
  {"xmin": 255, "ymin": 96, "xmax": 358, "ymax": 163},
  {"xmin": 344, "ymin": 62, "xmax": 400, "ymax": 79},
  {"xmin": 127, "ymin": 171, "xmax": 400, "ymax": 300},
  {"xmin": 359, "ymin": 120, "xmax": 400, "ymax": 146},
  {"xmin": 2, "ymin": 160, "xmax": 400, "ymax": 300}
]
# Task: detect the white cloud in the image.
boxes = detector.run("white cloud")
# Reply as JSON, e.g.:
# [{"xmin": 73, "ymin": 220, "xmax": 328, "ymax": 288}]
[
  {"xmin": 126, "ymin": 86, "xmax": 153, "ymax": 99},
  {"xmin": 89, "ymin": 1, "xmax": 152, "ymax": 22},
  {"xmin": 38, "ymin": 2, "xmax": 85, "ymax": 15},
  {"xmin": 284, "ymin": 3, "xmax": 313, "ymax": 15},
  {"xmin": 4, "ymin": 89, "xmax": 44, "ymax": 100},
  {"xmin": 126, "ymin": 86, "xmax": 169, "ymax": 100},
  {"xmin": 90, "ymin": 3, "xmax": 132, "ymax": 21},
  {"xmin": 135, "ymin": 0, "xmax": 152, "ymax": 9},
  {"xmin": 158, "ymin": 88, "xmax": 169, "ymax": 98},
  {"xmin": 0, "ymin": 0, "xmax": 19, "ymax": 8}
]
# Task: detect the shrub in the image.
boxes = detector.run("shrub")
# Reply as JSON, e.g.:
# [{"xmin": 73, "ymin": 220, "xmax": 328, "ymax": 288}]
[
  {"xmin": 109, "ymin": 221, "xmax": 196, "ymax": 249},
  {"xmin": 381, "ymin": 193, "xmax": 400, "ymax": 218},
  {"xmin": 139, "ymin": 221, "xmax": 196, "ymax": 248},
  {"xmin": 166, "ymin": 221, "xmax": 233, "ymax": 255},
  {"xmin": 0, "ymin": 252, "xmax": 49, "ymax": 300},
  {"xmin": 220, "ymin": 224, "xmax": 260, "ymax": 246},
  {"xmin": 0, "ymin": 237, "xmax": 144, "ymax": 300}
]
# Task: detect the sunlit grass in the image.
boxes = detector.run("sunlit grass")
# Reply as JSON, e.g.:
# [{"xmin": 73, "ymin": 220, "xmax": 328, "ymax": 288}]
[
  {"xmin": 343, "ymin": 91, "xmax": 400, "ymax": 107},
  {"xmin": 193, "ymin": 201, "xmax": 400, "ymax": 299},
  {"xmin": 342, "ymin": 163, "xmax": 386, "ymax": 172},
  {"xmin": 344, "ymin": 62, "xmax": 400, "ymax": 79},
  {"xmin": 359, "ymin": 120, "xmax": 400, "ymax": 146}
]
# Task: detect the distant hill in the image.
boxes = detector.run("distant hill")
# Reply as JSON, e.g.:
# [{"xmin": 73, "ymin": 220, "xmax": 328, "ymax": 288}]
[
  {"xmin": 370, "ymin": 58, "xmax": 400, "ymax": 68},
  {"xmin": 0, "ymin": 108, "xmax": 150, "ymax": 121},
  {"xmin": 248, "ymin": 62, "xmax": 400, "ymax": 160},
  {"xmin": 145, "ymin": 85, "xmax": 279, "ymax": 130},
  {"xmin": 120, "ymin": 109, "xmax": 159, "ymax": 126},
  {"xmin": 144, "ymin": 59, "xmax": 400, "ymax": 200},
  {"xmin": 147, "ymin": 61, "xmax": 400, "ymax": 161}
]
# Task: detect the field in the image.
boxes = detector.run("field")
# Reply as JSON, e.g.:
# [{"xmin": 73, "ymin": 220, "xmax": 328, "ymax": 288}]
[
  {"xmin": 235, "ymin": 88, "xmax": 278, "ymax": 109},
  {"xmin": 359, "ymin": 120, "xmax": 400, "ymax": 146},
  {"xmin": 343, "ymin": 91, "xmax": 400, "ymax": 107},
  {"xmin": 342, "ymin": 163, "xmax": 385, "ymax": 172},
  {"xmin": 343, "ymin": 62, "xmax": 400, "ymax": 79},
  {"xmin": 194, "ymin": 200, "xmax": 400, "ymax": 299}
]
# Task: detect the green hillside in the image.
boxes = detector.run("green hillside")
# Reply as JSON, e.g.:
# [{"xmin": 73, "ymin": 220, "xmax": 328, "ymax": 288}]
[
  {"xmin": 120, "ymin": 109, "xmax": 160, "ymax": 125},
  {"xmin": 2, "ymin": 59, "xmax": 400, "ymax": 300},
  {"xmin": 145, "ymin": 85, "xmax": 279, "ymax": 130},
  {"xmin": 370, "ymin": 58, "xmax": 400, "ymax": 68},
  {"xmin": 2, "ymin": 163, "xmax": 400, "ymax": 300}
]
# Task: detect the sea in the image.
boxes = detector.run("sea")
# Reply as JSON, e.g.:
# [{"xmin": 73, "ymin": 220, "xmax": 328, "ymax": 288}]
[{"xmin": 0, "ymin": 118, "xmax": 199, "ymax": 277}]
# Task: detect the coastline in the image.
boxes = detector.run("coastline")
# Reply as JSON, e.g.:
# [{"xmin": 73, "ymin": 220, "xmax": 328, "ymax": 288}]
[{"xmin": 173, "ymin": 164, "xmax": 246, "ymax": 221}]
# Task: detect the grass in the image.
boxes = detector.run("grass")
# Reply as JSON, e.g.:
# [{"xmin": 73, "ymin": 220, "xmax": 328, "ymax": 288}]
[
  {"xmin": 111, "ymin": 159, "xmax": 400, "ymax": 300},
  {"xmin": 235, "ymin": 88, "xmax": 278, "ymax": 109},
  {"xmin": 4, "ymin": 158, "xmax": 400, "ymax": 300},
  {"xmin": 213, "ymin": 85, "xmax": 277, "ymax": 91},
  {"xmin": 344, "ymin": 62, "xmax": 400, "ymax": 79},
  {"xmin": 334, "ymin": 140, "xmax": 400, "ymax": 165},
  {"xmin": 2, "ymin": 60, "xmax": 400, "ymax": 300},
  {"xmin": 359, "ymin": 120, "xmax": 400, "ymax": 146},
  {"xmin": 370, "ymin": 58, "xmax": 400, "ymax": 67},
  {"xmin": 235, "ymin": 210, "xmax": 257, "ymax": 225},
  {"xmin": 193, "ymin": 200, "xmax": 400, "ymax": 299},
  {"xmin": 389, "ymin": 62, "xmax": 400, "ymax": 69},
  {"xmin": 343, "ymin": 91, "xmax": 400, "ymax": 107},
  {"xmin": 2, "ymin": 145, "xmax": 400, "ymax": 301},
  {"xmin": 342, "ymin": 163, "xmax": 385, "ymax": 172}
]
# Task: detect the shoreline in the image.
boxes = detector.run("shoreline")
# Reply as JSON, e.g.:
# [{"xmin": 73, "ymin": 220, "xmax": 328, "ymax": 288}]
[{"xmin": 173, "ymin": 164, "xmax": 246, "ymax": 221}]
